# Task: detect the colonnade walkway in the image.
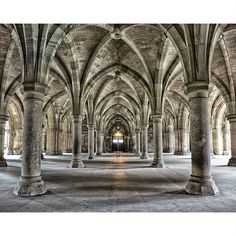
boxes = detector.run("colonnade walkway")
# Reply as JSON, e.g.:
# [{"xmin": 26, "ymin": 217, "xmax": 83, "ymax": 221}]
[{"xmin": 1, "ymin": 153, "xmax": 236, "ymax": 212}]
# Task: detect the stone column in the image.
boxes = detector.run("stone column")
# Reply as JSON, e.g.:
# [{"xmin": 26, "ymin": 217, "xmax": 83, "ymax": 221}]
[
  {"xmin": 132, "ymin": 132, "xmax": 136, "ymax": 153},
  {"xmin": 127, "ymin": 136, "xmax": 130, "ymax": 152},
  {"xmin": 7, "ymin": 129, "xmax": 14, "ymax": 154},
  {"xmin": 65, "ymin": 132, "xmax": 72, "ymax": 153},
  {"xmin": 185, "ymin": 85, "xmax": 219, "ymax": 195},
  {"xmin": 100, "ymin": 133, "xmax": 104, "ymax": 154},
  {"xmin": 56, "ymin": 128, "xmax": 63, "ymax": 155},
  {"xmin": 13, "ymin": 128, "xmax": 23, "ymax": 155},
  {"xmin": 46, "ymin": 128, "xmax": 55, "ymax": 155},
  {"xmin": 209, "ymin": 124, "xmax": 214, "ymax": 157},
  {"xmin": 228, "ymin": 115, "xmax": 236, "ymax": 166},
  {"xmin": 212, "ymin": 127, "xmax": 222, "ymax": 155},
  {"xmin": 174, "ymin": 129, "xmax": 189, "ymax": 155},
  {"xmin": 109, "ymin": 136, "xmax": 112, "ymax": 152},
  {"xmin": 96, "ymin": 130, "xmax": 102, "ymax": 156},
  {"xmin": 164, "ymin": 129, "xmax": 174, "ymax": 153},
  {"xmin": 169, "ymin": 128, "xmax": 175, "ymax": 153},
  {"xmin": 163, "ymin": 131, "xmax": 168, "ymax": 153},
  {"xmin": 135, "ymin": 128, "xmax": 141, "ymax": 156},
  {"xmin": 70, "ymin": 115, "xmax": 84, "ymax": 168},
  {"xmin": 87, "ymin": 124, "xmax": 95, "ymax": 159},
  {"xmin": 41, "ymin": 127, "xmax": 46, "ymax": 153},
  {"xmin": 141, "ymin": 124, "xmax": 149, "ymax": 159},
  {"xmin": 14, "ymin": 85, "xmax": 48, "ymax": 196},
  {"xmin": 152, "ymin": 115, "xmax": 165, "ymax": 167},
  {"xmin": 124, "ymin": 136, "xmax": 127, "ymax": 151},
  {"xmin": 223, "ymin": 127, "xmax": 230, "ymax": 155},
  {"xmin": 174, "ymin": 129, "xmax": 180, "ymax": 155},
  {"xmin": 0, "ymin": 115, "xmax": 8, "ymax": 167},
  {"xmin": 46, "ymin": 125, "xmax": 62, "ymax": 155}
]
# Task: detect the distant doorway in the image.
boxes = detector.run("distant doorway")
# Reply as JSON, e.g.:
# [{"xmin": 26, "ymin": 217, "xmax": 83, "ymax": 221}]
[{"xmin": 112, "ymin": 131, "xmax": 124, "ymax": 152}]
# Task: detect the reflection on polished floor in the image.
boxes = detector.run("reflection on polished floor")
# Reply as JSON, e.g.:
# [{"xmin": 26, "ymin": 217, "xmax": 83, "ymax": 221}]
[{"xmin": 0, "ymin": 153, "xmax": 236, "ymax": 212}]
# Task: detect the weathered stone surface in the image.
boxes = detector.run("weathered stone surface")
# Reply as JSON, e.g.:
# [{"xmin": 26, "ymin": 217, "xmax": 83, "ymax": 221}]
[
  {"xmin": 185, "ymin": 175, "xmax": 219, "ymax": 195},
  {"xmin": 0, "ymin": 24, "xmax": 235, "ymax": 203},
  {"xmin": 14, "ymin": 176, "xmax": 47, "ymax": 197}
]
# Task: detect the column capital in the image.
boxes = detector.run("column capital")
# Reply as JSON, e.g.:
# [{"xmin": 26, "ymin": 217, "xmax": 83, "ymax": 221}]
[
  {"xmin": 135, "ymin": 128, "xmax": 141, "ymax": 133},
  {"xmin": 141, "ymin": 124, "xmax": 149, "ymax": 129},
  {"xmin": 21, "ymin": 81, "xmax": 50, "ymax": 95},
  {"xmin": 0, "ymin": 115, "xmax": 9, "ymax": 123},
  {"xmin": 87, "ymin": 124, "xmax": 95, "ymax": 129},
  {"xmin": 186, "ymin": 81, "xmax": 209, "ymax": 99},
  {"xmin": 226, "ymin": 114, "xmax": 236, "ymax": 122},
  {"xmin": 72, "ymin": 114, "xmax": 83, "ymax": 123},
  {"xmin": 152, "ymin": 114, "xmax": 162, "ymax": 123}
]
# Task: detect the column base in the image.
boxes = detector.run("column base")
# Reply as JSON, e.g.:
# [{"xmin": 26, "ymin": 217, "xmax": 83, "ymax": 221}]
[
  {"xmin": 163, "ymin": 149, "xmax": 174, "ymax": 153},
  {"xmin": 135, "ymin": 152, "xmax": 141, "ymax": 157},
  {"xmin": 0, "ymin": 156, "xmax": 7, "ymax": 167},
  {"xmin": 14, "ymin": 150, "xmax": 22, "ymax": 155},
  {"xmin": 174, "ymin": 150, "xmax": 190, "ymax": 155},
  {"xmin": 96, "ymin": 152, "xmax": 102, "ymax": 156},
  {"xmin": 69, "ymin": 159, "xmax": 84, "ymax": 168},
  {"xmin": 65, "ymin": 149, "xmax": 72, "ymax": 153},
  {"xmin": 185, "ymin": 175, "xmax": 219, "ymax": 195},
  {"xmin": 45, "ymin": 151, "xmax": 63, "ymax": 155},
  {"xmin": 14, "ymin": 176, "xmax": 47, "ymax": 196},
  {"xmin": 141, "ymin": 153, "xmax": 149, "ymax": 159},
  {"xmin": 151, "ymin": 159, "xmax": 166, "ymax": 168},
  {"xmin": 228, "ymin": 157, "xmax": 236, "ymax": 167},
  {"xmin": 7, "ymin": 149, "xmax": 14, "ymax": 155},
  {"xmin": 88, "ymin": 155, "xmax": 95, "ymax": 160},
  {"xmin": 223, "ymin": 151, "xmax": 229, "ymax": 155}
]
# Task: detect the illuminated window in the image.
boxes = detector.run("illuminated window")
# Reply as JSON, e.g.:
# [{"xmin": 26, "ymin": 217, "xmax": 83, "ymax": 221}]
[{"xmin": 113, "ymin": 139, "xmax": 123, "ymax": 144}]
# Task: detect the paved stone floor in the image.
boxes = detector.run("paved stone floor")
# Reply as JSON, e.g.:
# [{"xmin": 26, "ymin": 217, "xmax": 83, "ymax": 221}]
[{"xmin": 0, "ymin": 153, "xmax": 236, "ymax": 212}]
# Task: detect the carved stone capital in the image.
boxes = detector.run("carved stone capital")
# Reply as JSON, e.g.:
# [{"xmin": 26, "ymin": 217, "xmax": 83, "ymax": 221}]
[
  {"xmin": 152, "ymin": 114, "xmax": 162, "ymax": 123},
  {"xmin": 186, "ymin": 81, "xmax": 209, "ymax": 99}
]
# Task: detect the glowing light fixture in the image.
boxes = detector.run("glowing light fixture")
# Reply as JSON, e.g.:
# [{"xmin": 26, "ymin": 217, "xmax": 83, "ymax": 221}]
[{"xmin": 114, "ymin": 131, "xmax": 123, "ymax": 137}]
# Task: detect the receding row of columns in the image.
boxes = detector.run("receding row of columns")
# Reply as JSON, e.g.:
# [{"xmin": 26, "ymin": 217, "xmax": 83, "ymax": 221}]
[
  {"xmin": 2, "ymin": 116, "xmax": 230, "ymax": 159},
  {"xmin": 1, "ymin": 83, "xmax": 236, "ymax": 197}
]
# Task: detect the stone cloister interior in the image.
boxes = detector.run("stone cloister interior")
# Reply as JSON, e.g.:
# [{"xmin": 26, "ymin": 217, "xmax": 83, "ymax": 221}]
[{"xmin": 1, "ymin": 24, "xmax": 236, "ymax": 212}]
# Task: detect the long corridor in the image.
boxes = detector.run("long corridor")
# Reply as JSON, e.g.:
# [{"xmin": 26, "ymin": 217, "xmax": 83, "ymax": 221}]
[{"xmin": 0, "ymin": 153, "xmax": 236, "ymax": 212}]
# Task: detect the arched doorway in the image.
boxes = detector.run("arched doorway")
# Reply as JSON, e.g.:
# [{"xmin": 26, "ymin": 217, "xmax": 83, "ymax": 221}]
[
  {"xmin": 112, "ymin": 130, "xmax": 124, "ymax": 151},
  {"xmin": 105, "ymin": 116, "xmax": 131, "ymax": 153}
]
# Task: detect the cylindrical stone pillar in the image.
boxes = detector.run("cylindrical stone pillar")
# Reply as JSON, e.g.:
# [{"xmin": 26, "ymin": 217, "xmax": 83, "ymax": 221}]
[
  {"xmin": 169, "ymin": 128, "xmax": 175, "ymax": 153},
  {"xmin": 223, "ymin": 127, "xmax": 230, "ymax": 155},
  {"xmin": 174, "ymin": 129, "xmax": 180, "ymax": 155},
  {"xmin": 127, "ymin": 136, "xmax": 130, "ymax": 152},
  {"xmin": 70, "ymin": 115, "xmax": 84, "ymax": 168},
  {"xmin": 96, "ymin": 131, "xmax": 101, "ymax": 156},
  {"xmin": 135, "ymin": 128, "xmax": 141, "ymax": 156},
  {"xmin": 174, "ymin": 129, "xmax": 189, "ymax": 155},
  {"xmin": 163, "ymin": 131, "xmax": 169, "ymax": 153},
  {"xmin": 0, "ymin": 115, "xmax": 8, "ymax": 167},
  {"xmin": 152, "ymin": 115, "xmax": 165, "ymax": 167},
  {"xmin": 14, "ymin": 88, "xmax": 48, "ymax": 196},
  {"xmin": 100, "ymin": 133, "xmax": 104, "ymax": 154},
  {"xmin": 141, "ymin": 124, "xmax": 149, "ymax": 159},
  {"xmin": 228, "ymin": 115, "xmax": 236, "ymax": 166},
  {"xmin": 46, "ymin": 125, "xmax": 62, "ymax": 155},
  {"xmin": 41, "ymin": 127, "xmax": 46, "ymax": 153},
  {"xmin": 7, "ymin": 129, "xmax": 14, "ymax": 154},
  {"xmin": 65, "ymin": 131, "xmax": 72, "ymax": 153},
  {"xmin": 212, "ymin": 127, "xmax": 222, "ymax": 155},
  {"xmin": 132, "ymin": 132, "xmax": 136, "ymax": 153},
  {"xmin": 185, "ymin": 85, "xmax": 219, "ymax": 195},
  {"xmin": 87, "ymin": 124, "xmax": 95, "ymax": 159}
]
